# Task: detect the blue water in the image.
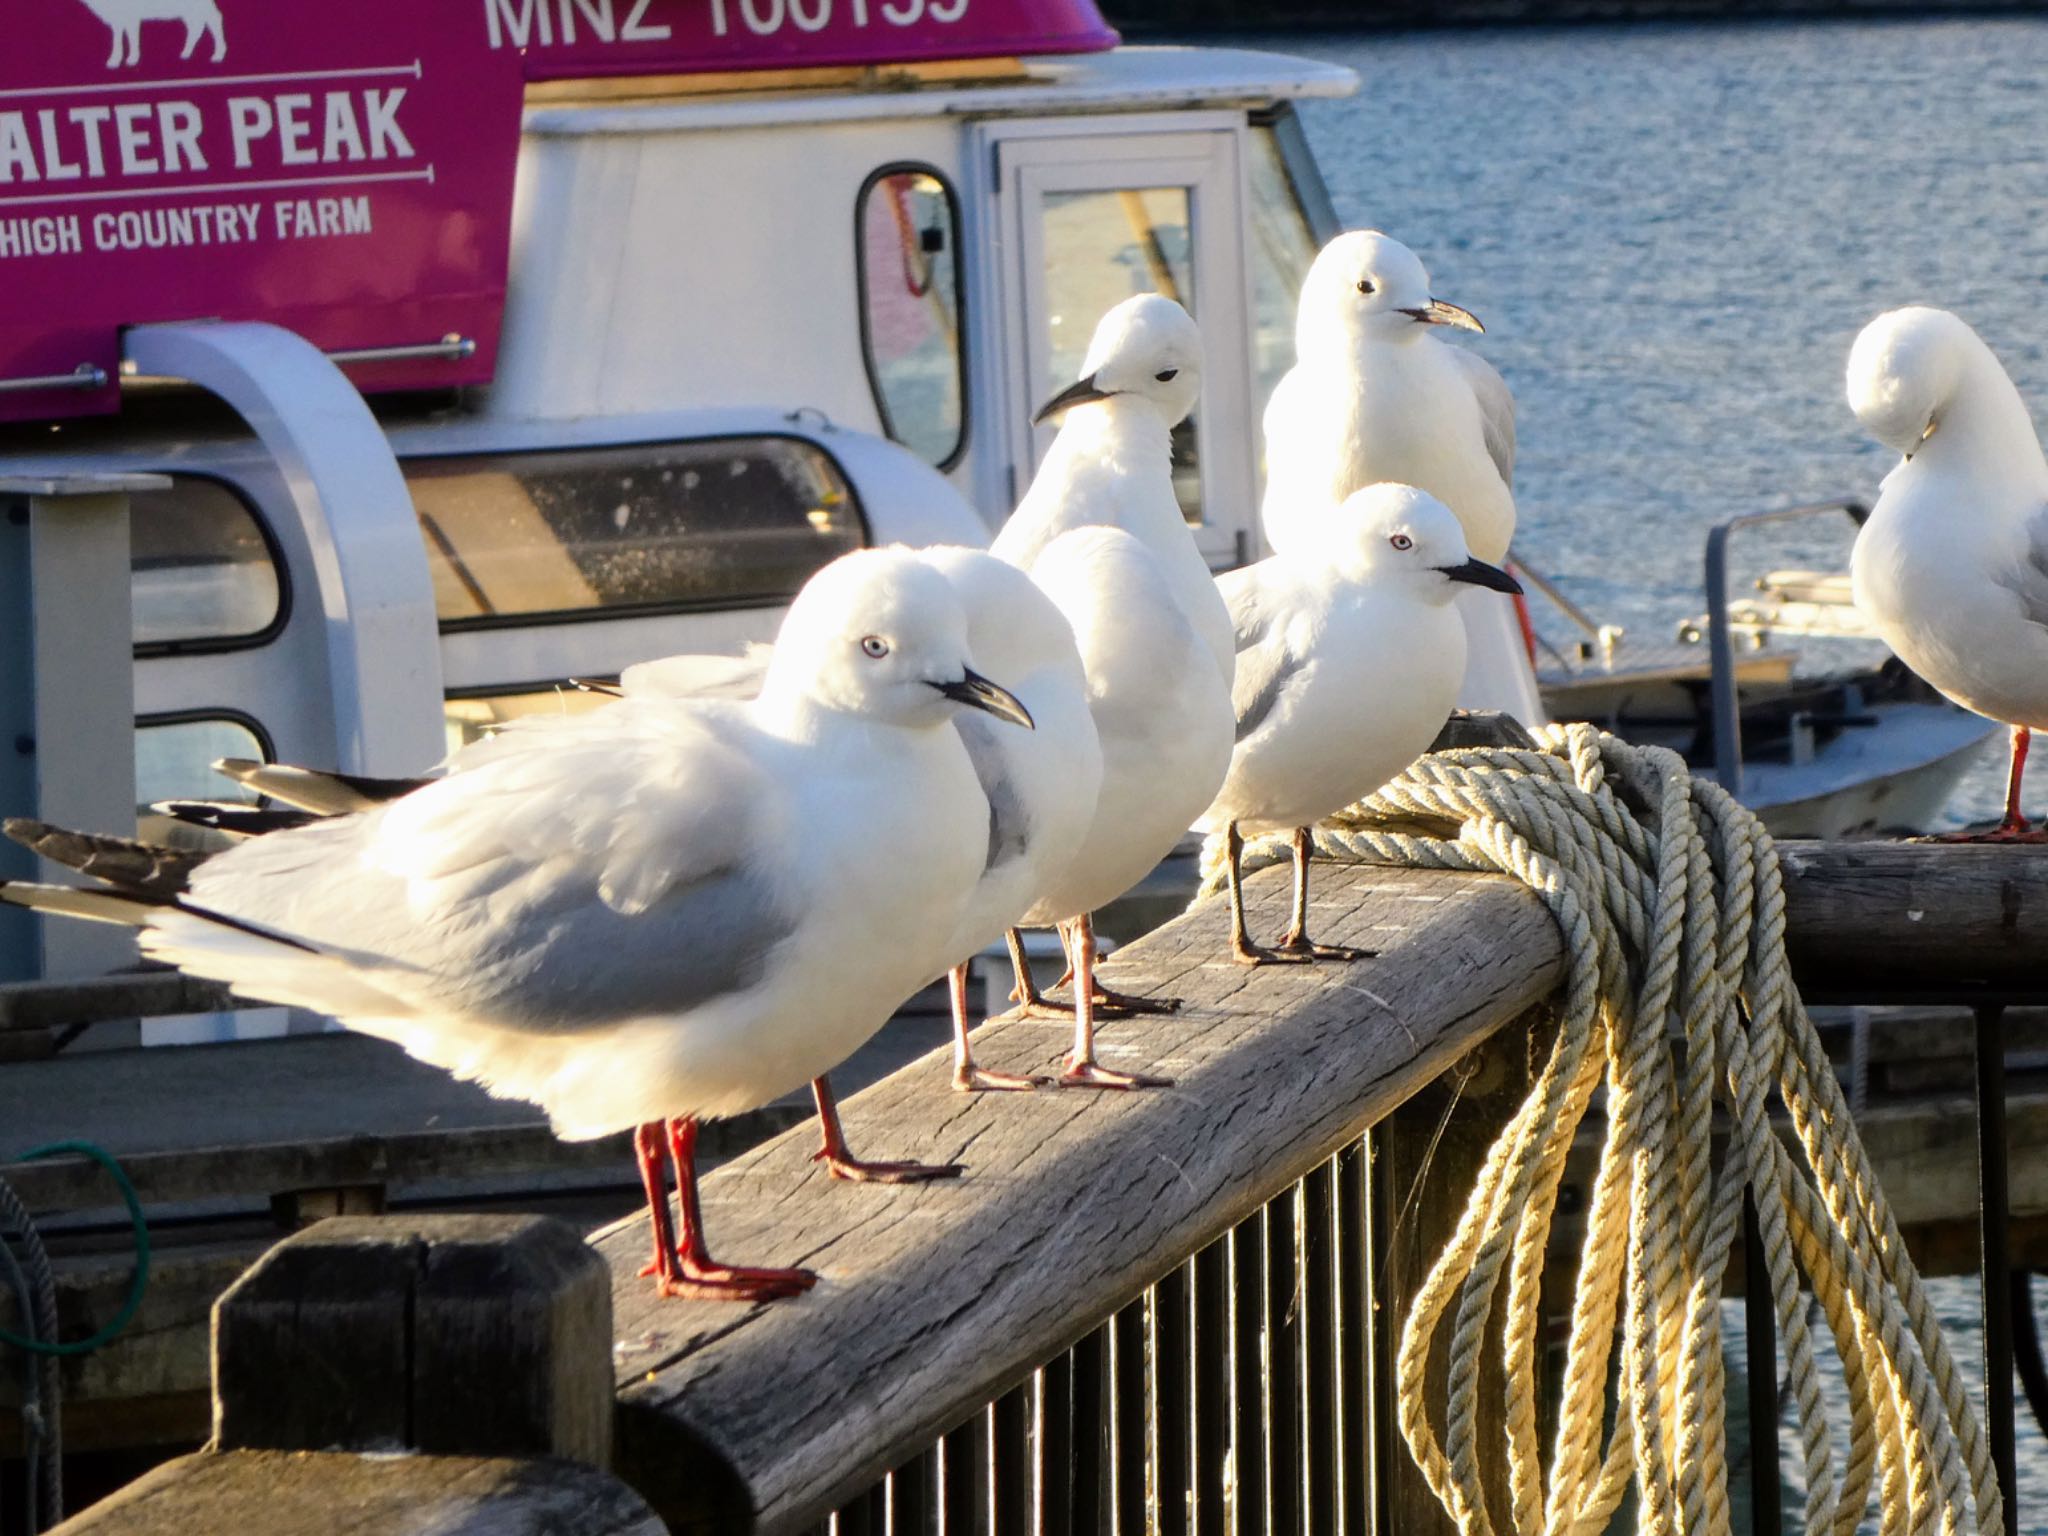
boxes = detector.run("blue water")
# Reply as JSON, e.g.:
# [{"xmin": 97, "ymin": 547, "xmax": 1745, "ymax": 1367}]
[
  {"xmin": 1231, "ymin": 20, "xmax": 2048, "ymax": 1520},
  {"xmin": 1259, "ymin": 16, "xmax": 2048, "ymax": 822}
]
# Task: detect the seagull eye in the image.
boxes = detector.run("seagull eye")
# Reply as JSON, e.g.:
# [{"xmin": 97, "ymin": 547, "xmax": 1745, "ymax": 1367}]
[
  {"xmin": 860, "ymin": 635, "xmax": 890, "ymax": 659},
  {"xmin": 1357, "ymin": 279, "xmax": 1376, "ymax": 296},
  {"xmin": 1389, "ymin": 533, "xmax": 1414, "ymax": 551},
  {"xmin": 1154, "ymin": 369, "xmax": 1178, "ymax": 383}
]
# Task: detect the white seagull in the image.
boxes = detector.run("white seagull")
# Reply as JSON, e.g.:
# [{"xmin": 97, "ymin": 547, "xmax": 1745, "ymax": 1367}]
[
  {"xmin": 1848, "ymin": 305, "xmax": 2048, "ymax": 839},
  {"xmin": 1200, "ymin": 485, "xmax": 1522, "ymax": 963},
  {"xmin": 1260, "ymin": 229, "xmax": 1540, "ymax": 723},
  {"xmin": 0, "ymin": 549, "xmax": 1036, "ymax": 1301},
  {"xmin": 989, "ymin": 293, "xmax": 1237, "ymax": 1087}
]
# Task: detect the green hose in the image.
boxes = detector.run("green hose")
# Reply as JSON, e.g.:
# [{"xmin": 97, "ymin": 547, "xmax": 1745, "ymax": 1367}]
[{"xmin": 0, "ymin": 1141, "xmax": 149, "ymax": 1357}]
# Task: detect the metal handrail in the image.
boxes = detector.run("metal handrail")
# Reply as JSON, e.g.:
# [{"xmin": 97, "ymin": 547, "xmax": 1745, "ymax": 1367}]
[
  {"xmin": 324, "ymin": 334, "xmax": 476, "ymax": 366},
  {"xmin": 0, "ymin": 363, "xmax": 107, "ymax": 395},
  {"xmin": 1703, "ymin": 498, "xmax": 1869, "ymax": 795}
]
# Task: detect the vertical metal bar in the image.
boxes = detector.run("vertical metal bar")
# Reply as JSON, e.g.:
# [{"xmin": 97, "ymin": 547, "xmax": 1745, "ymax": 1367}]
[
  {"xmin": 1071, "ymin": 1327, "xmax": 1107, "ymax": 1533},
  {"xmin": 1743, "ymin": 1192, "xmax": 1782, "ymax": 1536},
  {"xmin": 993, "ymin": 1384, "xmax": 1031, "ymax": 1536},
  {"xmin": 1231, "ymin": 1212, "xmax": 1269, "ymax": 1533},
  {"xmin": 1305, "ymin": 1160, "xmax": 1340, "ymax": 1533},
  {"xmin": 1976, "ymin": 1003, "xmax": 2018, "ymax": 1536},
  {"xmin": 1703, "ymin": 520, "xmax": 1744, "ymax": 795},
  {"xmin": 893, "ymin": 1452, "xmax": 936, "ymax": 1536},
  {"xmin": 1111, "ymin": 1299, "xmax": 1147, "ymax": 1535},
  {"xmin": 1268, "ymin": 1187, "xmax": 1304, "ymax": 1533},
  {"xmin": 1337, "ymin": 1139, "xmax": 1369, "ymax": 1536},
  {"xmin": 940, "ymin": 1414, "xmax": 983, "ymax": 1536},
  {"xmin": 1040, "ymin": 1355, "xmax": 1074, "ymax": 1536},
  {"xmin": 1192, "ymin": 1238, "xmax": 1230, "ymax": 1536},
  {"xmin": 1366, "ymin": 1128, "xmax": 1395, "ymax": 1536},
  {"xmin": 1153, "ymin": 1262, "xmax": 1192, "ymax": 1536}
]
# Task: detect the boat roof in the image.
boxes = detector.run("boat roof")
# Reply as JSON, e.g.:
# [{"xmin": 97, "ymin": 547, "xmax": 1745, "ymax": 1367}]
[{"xmin": 522, "ymin": 46, "xmax": 1360, "ymax": 135}]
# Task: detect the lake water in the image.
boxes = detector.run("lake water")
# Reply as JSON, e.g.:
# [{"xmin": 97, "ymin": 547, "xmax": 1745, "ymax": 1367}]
[
  {"xmin": 1246, "ymin": 15, "xmax": 2048, "ymax": 824},
  {"xmin": 1221, "ymin": 17, "xmax": 2048, "ymax": 1520}
]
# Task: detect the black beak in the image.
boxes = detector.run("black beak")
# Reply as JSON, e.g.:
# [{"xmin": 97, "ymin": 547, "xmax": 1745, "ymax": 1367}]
[
  {"xmin": 933, "ymin": 669, "xmax": 1035, "ymax": 729},
  {"xmin": 1398, "ymin": 298, "xmax": 1485, "ymax": 333},
  {"xmin": 1032, "ymin": 373, "xmax": 1116, "ymax": 426},
  {"xmin": 1438, "ymin": 557, "xmax": 1523, "ymax": 595}
]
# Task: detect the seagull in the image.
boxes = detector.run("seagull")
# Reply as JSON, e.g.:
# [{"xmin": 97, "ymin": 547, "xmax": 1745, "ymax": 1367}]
[
  {"xmin": 1260, "ymin": 229, "xmax": 1540, "ymax": 724},
  {"xmin": 1848, "ymin": 305, "xmax": 2048, "ymax": 840},
  {"xmin": 0, "ymin": 549, "xmax": 1036, "ymax": 1300},
  {"xmin": 623, "ymin": 546, "xmax": 1108, "ymax": 1094},
  {"xmin": 989, "ymin": 293, "xmax": 1237, "ymax": 1087},
  {"xmin": 1199, "ymin": 485, "xmax": 1522, "ymax": 963}
]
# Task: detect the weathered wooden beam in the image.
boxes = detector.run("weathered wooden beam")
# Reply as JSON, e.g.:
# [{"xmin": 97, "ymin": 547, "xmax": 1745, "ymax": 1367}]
[
  {"xmin": 600, "ymin": 860, "xmax": 1565, "ymax": 1534},
  {"xmin": 213, "ymin": 1214, "xmax": 614, "ymax": 1465},
  {"xmin": 1777, "ymin": 841, "xmax": 2048, "ymax": 1002},
  {"xmin": 48, "ymin": 1450, "xmax": 665, "ymax": 1535}
]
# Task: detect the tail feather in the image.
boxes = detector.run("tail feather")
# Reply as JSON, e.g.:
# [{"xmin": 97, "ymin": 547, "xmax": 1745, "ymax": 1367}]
[
  {"xmin": 213, "ymin": 758, "xmax": 428, "ymax": 816},
  {"xmin": 4, "ymin": 817, "xmax": 206, "ymax": 899},
  {"xmin": 0, "ymin": 878, "xmax": 171, "ymax": 928},
  {"xmin": 154, "ymin": 801, "xmax": 321, "ymax": 838}
]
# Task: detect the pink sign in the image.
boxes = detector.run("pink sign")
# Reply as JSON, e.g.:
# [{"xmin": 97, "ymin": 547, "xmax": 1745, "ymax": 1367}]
[
  {"xmin": 0, "ymin": 2, "xmax": 526, "ymax": 421},
  {"xmin": 502, "ymin": 0, "xmax": 1118, "ymax": 77}
]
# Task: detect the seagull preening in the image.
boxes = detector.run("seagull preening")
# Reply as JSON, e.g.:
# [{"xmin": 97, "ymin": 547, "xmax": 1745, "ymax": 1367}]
[
  {"xmin": 0, "ymin": 549, "xmax": 1037, "ymax": 1301},
  {"xmin": 989, "ymin": 293, "xmax": 1237, "ymax": 1088},
  {"xmin": 1201, "ymin": 485, "xmax": 1521, "ymax": 963},
  {"xmin": 1848, "ymin": 305, "xmax": 2048, "ymax": 840},
  {"xmin": 1261, "ymin": 229, "xmax": 1540, "ymax": 724}
]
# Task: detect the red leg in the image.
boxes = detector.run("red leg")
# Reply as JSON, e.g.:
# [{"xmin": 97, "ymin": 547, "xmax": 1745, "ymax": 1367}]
[
  {"xmin": 644, "ymin": 1116, "xmax": 815, "ymax": 1302},
  {"xmin": 2003, "ymin": 726, "xmax": 2033, "ymax": 834},
  {"xmin": 1060, "ymin": 915, "xmax": 1172, "ymax": 1090},
  {"xmin": 950, "ymin": 961, "xmax": 1047, "ymax": 1092},
  {"xmin": 812, "ymin": 1076, "xmax": 965, "ymax": 1182},
  {"xmin": 633, "ymin": 1121, "xmax": 681, "ymax": 1287},
  {"xmin": 1273, "ymin": 827, "xmax": 1374, "ymax": 962},
  {"xmin": 1042, "ymin": 926, "xmax": 1181, "ymax": 1015}
]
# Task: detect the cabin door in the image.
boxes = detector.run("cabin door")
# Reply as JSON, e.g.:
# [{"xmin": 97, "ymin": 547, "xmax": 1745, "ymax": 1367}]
[{"xmin": 978, "ymin": 118, "xmax": 1258, "ymax": 567}]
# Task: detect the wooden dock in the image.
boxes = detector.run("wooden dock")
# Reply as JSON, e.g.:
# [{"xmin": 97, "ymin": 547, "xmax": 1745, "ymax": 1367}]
[{"xmin": 5, "ymin": 841, "xmax": 2047, "ymax": 1532}]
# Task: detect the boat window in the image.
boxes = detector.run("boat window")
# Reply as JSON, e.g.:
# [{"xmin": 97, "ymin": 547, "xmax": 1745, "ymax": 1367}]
[
  {"xmin": 133, "ymin": 714, "xmax": 267, "ymax": 840},
  {"xmin": 404, "ymin": 437, "xmax": 866, "ymax": 627},
  {"xmin": 857, "ymin": 166, "xmax": 965, "ymax": 470},
  {"xmin": 443, "ymin": 686, "xmax": 613, "ymax": 755},
  {"xmin": 1040, "ymin": 186, "xmax": 1203, "ymax": 526},
  {"xmin": 1246, "ymin": 125, "xmax": 1323, "ymax": 492},
  {"xmin": 131, "ymin": 476, "xmax": 284, "ymax": 652}
]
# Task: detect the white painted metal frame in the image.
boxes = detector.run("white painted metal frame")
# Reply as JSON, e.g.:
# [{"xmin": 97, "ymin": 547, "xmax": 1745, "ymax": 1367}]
[{"xmin": 974, "ymin": 113, "xmax": 1257, "ymax": 566}]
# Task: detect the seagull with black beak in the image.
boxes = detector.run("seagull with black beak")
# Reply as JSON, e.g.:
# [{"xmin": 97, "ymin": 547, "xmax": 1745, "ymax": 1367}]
[{"xmin": 1261, "ymin": 230, "xmax": 1539, "ymax": 723}]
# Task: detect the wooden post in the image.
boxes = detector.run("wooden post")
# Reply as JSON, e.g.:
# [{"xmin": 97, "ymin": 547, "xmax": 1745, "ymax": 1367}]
[{"xmin": 212, "ymin": 1213, "xmax": 613, "ymax": 1466}]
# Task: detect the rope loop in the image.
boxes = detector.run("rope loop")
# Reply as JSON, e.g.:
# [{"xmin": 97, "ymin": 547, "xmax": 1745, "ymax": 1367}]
[{"xmin": 1194, "ymin": 724, "xmax": 1998, "ymax": 1536}]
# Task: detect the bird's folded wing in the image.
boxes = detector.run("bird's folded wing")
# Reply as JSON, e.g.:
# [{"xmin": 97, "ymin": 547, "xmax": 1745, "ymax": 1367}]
[
  {"xmin": 2005, "ymin": 503, "xmax": 2048, "ymax": 630},
  {"xmin": 1220, "ymin": 570, "xmax": 1302, "ymax": 744},
  {"xmin": 1450, "ymin": 347, "xmax": 1517, "ymax": 490},
  {"xmin": 370, "ymin": 702, "xmax": 765, "ymax": 918}
]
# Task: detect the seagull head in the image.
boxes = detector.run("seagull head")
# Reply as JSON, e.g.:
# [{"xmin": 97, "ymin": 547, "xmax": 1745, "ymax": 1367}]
[
  {"xmin": 1329, "ymin": 484, "xmax": 1522, "ymax": 605},
  {"xmin": 1847, "ymin": 306, "xmax": 1979, "ymax": 460},
  {"xmin": 1032, "ymin": 292, "xmax": 1203, "ymax": 429},
  {"xmin": 1299, "ymin": 230, "xmax": 1483, "ymax": 353},
  {"xmin": 767, "ymin": 549, "xmax": 1034, "ymax": 731}
]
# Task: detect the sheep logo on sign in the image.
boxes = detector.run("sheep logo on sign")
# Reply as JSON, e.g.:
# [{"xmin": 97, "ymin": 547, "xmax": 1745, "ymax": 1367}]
[{"xmin": 72, "ymin": 0, "xmax": 227, "ymax": 68}]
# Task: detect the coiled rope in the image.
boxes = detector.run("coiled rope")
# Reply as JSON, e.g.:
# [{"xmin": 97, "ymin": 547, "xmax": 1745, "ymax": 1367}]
[{"xmin": 1197, "ymin": 723, "xmax": 2000, "ymax": 1536}]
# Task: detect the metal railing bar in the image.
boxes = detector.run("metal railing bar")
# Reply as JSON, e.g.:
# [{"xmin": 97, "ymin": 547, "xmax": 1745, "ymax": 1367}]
[
  {"xmin": 1231, "ymin": 1214, "xmax": 1268, "ymax": 1532},
  {"xmin": 1070, "ymin": 1326, "xmax": 1106, "ymax": 1531},
  {"xmin": 1976, "ymin": 1003, "xmax": 2018, "ymax": 1536},
  {"xmin": 1367, "ymin": 1127, "xmax": 1397, "ymax": 1536},
  {"xmin": 1742, "ymin": 1191, "xmax": 1782, "ymax": 1536},
  {"xmin": 1111, "ymin": 1299, "xmax": 1147, "ymax": 1535},
  {"xmin": 1268, "ymin": 1189, "xmax": 1304, "ymax": 1532},
  {"xmin": 939, "ymin": 1414, "xmax": 982, "ymax": 1536},
  {"xmin": 1192, "ymin": 1238, "xmax": 1230, "ymax": 1536},
  {"xmin": 1304, "ymin": 1161, "xmax": 1340, "ymax": 1534},
  {"xmin": 1153, "ymin": 1261, "xmax": 1193, "ymax": 1536},
  {"xmin": 1336, "ymin": 1140, "xmax": 1369, "ymax": 1536},
  {"xmin": 1038, "ymin": 1354, "xmax": 1074, "ymax": 1536},
  {"xmin": 992, "ymin": 1384, "xmax": 1030, "ymax": 1536}
]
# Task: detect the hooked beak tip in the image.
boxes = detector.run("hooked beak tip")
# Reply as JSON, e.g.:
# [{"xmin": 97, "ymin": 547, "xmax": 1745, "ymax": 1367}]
[
  {"xmin": 1405, "ymin": 298, "xmax": 1485, "ymax": 334},
  {"xmin": 934, "ymin": 669, "xmax": 1035, "ymax": 730}
]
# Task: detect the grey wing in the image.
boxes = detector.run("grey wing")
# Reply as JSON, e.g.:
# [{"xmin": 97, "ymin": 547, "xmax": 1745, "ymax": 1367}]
[
  {"xmin": 1221, "ymin": 569, "xmax": 1304, "ymax": 743},
  {"xmin": 954, "ymin": 714, "xmax": 1031, "ymax": 875},
  {"xmin": 2003, "ymin": 502, "xmax": 2048, "ymax": 629},
  {"xmin": 1451, "ymin": 347, "xmax": 1516, "ymax": 490}
]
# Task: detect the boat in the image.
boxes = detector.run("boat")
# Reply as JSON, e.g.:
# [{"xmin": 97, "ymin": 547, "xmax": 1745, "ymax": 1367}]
[{"xmin": 1524, "ymin": 499, "xmax": 1999, "ymax": 837}]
